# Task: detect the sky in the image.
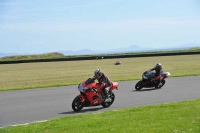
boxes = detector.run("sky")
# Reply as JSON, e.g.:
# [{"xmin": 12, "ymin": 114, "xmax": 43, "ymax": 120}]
[{"xmin": 0, "ymin": 0, "xmax": 200, "ymax": 54}]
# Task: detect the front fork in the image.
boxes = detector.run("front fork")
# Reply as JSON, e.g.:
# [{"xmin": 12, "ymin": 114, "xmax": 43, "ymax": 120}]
[{"xmin": 78, "ymin": 93, "xmax": 86, "ymax": 103}]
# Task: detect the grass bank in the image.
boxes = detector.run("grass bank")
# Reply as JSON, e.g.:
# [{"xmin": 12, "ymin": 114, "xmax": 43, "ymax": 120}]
[
  {"xmin": 1, "ymin": 98, "xmax": 200, "ymax": 133},
  {"xmin": 0, "ymin": 54, "xmax": 200, "ymax": 91}
]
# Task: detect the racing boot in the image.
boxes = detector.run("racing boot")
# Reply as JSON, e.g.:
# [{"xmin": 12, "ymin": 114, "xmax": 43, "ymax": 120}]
[
  {"xmin": 104, "ymin": 87, "xmax": 112, "ymax": 102},
  {"xmin": 158, "ymin": 80, "xmax": 162, "ymax": 86}
]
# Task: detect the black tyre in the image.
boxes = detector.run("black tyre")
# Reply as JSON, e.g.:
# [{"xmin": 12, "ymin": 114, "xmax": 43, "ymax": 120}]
[
  {"xmin": 101, "ymin": 92, "xmax": 115, "ymax": 108},
  {"xmin": 72, "ymin": 96, "xmax": 84, "ymax": 112},
  {"xmin": 135, "ymin": 81, "xmax": 144, "ymax": 90},
  {"xmin": 155, "ymin": 80, "xmax": 166, "ymax": 89}
]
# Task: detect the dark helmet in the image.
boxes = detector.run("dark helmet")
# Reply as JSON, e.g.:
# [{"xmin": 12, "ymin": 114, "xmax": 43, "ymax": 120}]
[
  {"xmin": 155, "ymin": 63, "xmax": 162, "ymax": 69},
  {"xmin": 94, "ymin": 69, "xmax": 103, "ymax": 79}
]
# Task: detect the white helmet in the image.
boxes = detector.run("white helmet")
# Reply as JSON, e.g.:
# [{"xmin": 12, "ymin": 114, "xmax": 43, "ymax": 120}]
[
  {"xmin": 155, "ymin": 63, "xmax": 162, "ymax": 69},
  {"xmin": 94, "ymin": 69, "xmax": 103, "ymax": 79}
]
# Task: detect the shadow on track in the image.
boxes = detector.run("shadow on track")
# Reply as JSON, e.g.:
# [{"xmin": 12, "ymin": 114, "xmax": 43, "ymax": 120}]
[
  {"xmin": 59, "ymin": 106, "xmax": 104, "ymax": 115},
  {"xmin": 132, "ymin": 88, "xmax": 162, "ymax": 92}
]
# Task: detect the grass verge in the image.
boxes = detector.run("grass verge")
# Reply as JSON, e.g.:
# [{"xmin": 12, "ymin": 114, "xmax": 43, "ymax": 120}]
[{"xmin": 1, "ymin": 98, "xmax": 200, "ymax": 133}]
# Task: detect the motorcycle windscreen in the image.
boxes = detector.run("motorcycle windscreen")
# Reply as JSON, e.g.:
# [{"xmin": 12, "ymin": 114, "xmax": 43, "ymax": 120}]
[{"xmin": 78, "ymin": 81, "xmax": 96, "ymax": 92}]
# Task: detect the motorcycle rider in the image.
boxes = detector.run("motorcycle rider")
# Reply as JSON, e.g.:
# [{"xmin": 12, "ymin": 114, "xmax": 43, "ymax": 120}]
[
  {"xmin": 93, "ymin": 69, "xmax": 112, "ymax": 102},
  {"xmin": 149, "ymin": 63, "xmax": 164, "ymax": 86}
]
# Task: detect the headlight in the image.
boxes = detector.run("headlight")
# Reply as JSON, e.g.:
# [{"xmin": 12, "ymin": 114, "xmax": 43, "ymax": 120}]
[
  {"xmin": 142, "ymin": 75, "xmax": 147, "ymax": 79},
  {"xmin": 78, "ymin": 83, "xmax": 84, "ymax": 92}
]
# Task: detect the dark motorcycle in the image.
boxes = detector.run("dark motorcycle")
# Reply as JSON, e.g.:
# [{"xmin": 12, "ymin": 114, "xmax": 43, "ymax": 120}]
[{"xmin": 135, "ymin": 70, "xmax": 170, "ymax": 90}]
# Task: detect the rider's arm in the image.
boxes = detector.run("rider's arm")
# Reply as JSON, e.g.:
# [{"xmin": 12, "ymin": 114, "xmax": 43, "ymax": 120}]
[
  {"xmin": 150, "ymin": 67, "xmax": 156, "ymax": 71},
  {"xmin": 104, "ymin": 75, "xmax": 112, "ymax": 87},
  {"xmin": 92, "ymin": 76, "xmax": 96, "ymax": 80},
  {"xmin": 148, "ymin": 68, "xmax": 154, "ymax": 72}
]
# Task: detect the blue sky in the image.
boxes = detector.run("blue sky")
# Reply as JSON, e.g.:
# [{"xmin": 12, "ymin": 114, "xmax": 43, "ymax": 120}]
[{"xmin": 0, "ymin": 0, "xmax": 200, "ymax": 54}]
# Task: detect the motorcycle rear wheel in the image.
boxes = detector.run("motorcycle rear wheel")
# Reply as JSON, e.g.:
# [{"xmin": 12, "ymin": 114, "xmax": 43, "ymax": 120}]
[
  {"xmin": 135, "ymin": 81, "xmax": 143, "ymax": 90},
  {"xmin": 72, "ymin": 96, "xmax": 84, "ymax": 112},
  {"xmin": 101, "ymin": 92, "xmax": 115, "ymax": 108},
  {"xmin": 155, "ymin": 79, "xmax": 166, "ymax": 89}
]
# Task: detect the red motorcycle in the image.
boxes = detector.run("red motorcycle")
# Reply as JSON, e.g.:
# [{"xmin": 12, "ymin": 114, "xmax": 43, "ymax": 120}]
[
  {"xmin": 135, "ymin": 70, "xmax": 170, "ymax": 90},
  {"xmin": 72, "ymin": 78, "xmax": 119, "ymax": 112}
]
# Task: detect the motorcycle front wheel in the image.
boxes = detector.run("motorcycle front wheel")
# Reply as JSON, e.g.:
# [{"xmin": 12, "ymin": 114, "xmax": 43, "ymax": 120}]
[
  {"xmin": 135, "ymin": 81, "xmax": 144, "ymax": 90},
  {"xmin": 72, "ymin": 96, "xmax": 84, "ymax": 112}
]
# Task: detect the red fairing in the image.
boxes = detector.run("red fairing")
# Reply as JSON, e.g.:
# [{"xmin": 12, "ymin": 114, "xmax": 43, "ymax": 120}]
[
  {"xmin": 155, "ymin": 74, "xmax": 165, "ymax": 80},
  {"xmin": 80, "ymin": 82, "xmax": 104, "ymax": 105},
  {"xmin": 110, "ymin": 82, "xmax": 119, "ymax": 91}
]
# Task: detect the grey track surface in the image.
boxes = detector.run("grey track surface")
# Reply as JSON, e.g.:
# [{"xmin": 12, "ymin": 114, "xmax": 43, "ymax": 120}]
[{"xmin": 0, "ymin": 76, "xmax": 200, "ymax": 127}]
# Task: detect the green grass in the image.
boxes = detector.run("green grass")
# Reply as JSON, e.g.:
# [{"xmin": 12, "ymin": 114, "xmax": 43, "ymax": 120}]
[
  {"xmin": 1, "ymin": 99, "xmax": 200, "ymax": 133},
  {"xmin": 0, "ymin": 54, "xmax": 200, "ymax": 91}
]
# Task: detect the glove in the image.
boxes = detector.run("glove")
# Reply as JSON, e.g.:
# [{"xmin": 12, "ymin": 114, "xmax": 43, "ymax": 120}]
[{"xmin": 93, "ymin": 76, "xmax": 97, "ymax": 80}]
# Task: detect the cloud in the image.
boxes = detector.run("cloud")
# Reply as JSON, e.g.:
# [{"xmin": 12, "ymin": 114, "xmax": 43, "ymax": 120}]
[
  {"xmin": 35, "ymin": 41, "xmax": 44, "ymax": 44},
  {"xmin": 1, "ymin": 17, "xmax": 200, "ymax": 33},
  {"xmin": 21, "ymin": 41, "xmax": 44, "ymax": 46},
  {"xmin": 0, "ymin": 2, "xmax": 26, "ymax": 6},
  {"xmin": 58, "ymin": 0, "xmax": 122, "ymax": 8},
  {"xmin": 65, "ymin": 41, "xmax": 70, "ymax": 43},
  {"xmin": 0, "ymin": 0, "xmax": 122, "ymax": 21},
  {"xmin": 0, "ymin": 15, "xmax": 19, "ymax": 19},
  {"xmin": 6, "ymin": 0, "xmax": 122, "ymax": 12}
]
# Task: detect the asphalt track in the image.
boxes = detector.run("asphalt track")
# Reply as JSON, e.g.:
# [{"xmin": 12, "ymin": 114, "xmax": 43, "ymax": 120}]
[{"xmin": 0, "ymin": 76, "xmax": 200, "ymax": 127}]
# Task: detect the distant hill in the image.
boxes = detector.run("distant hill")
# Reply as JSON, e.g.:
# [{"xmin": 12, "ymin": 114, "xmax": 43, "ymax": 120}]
[
  {"xmin": 59, "ymin": 45, "xmax": 154, "ymax": 56},
  {"xmin": 1, "ymin": 43, "xmax": 200, "ymax": 57},
  {"xmin": 0, "ymin": 53, "xmax": 20, "ymax": 58},
  {"xmin": 59, "ymin": 44, "xmax": 200, "ymax": 56}
]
